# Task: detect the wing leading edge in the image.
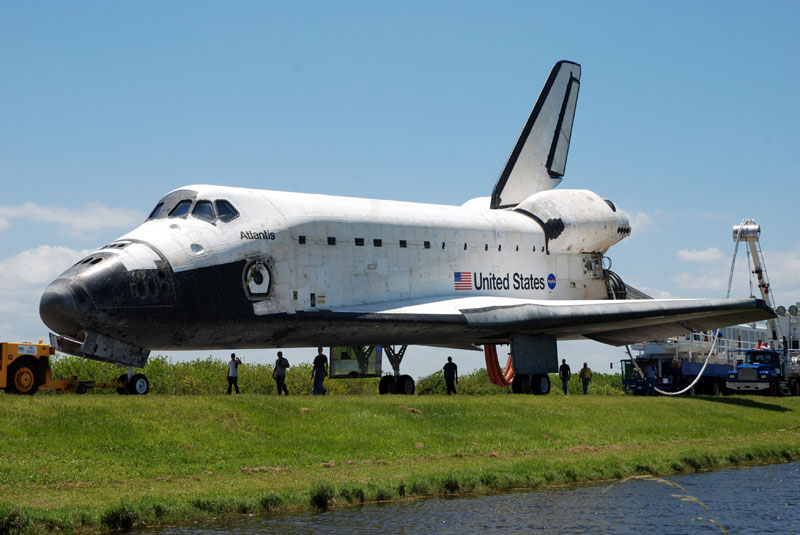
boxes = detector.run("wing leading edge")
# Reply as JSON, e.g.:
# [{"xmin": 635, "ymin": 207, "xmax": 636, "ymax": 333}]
[{"xmin": 330, "ymin": 296, "xmax": 775, "ymax": 347}]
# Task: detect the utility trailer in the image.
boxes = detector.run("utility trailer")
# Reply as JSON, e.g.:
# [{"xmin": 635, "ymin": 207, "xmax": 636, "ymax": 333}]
[
  {"xmin": 623, "ymin": 333, "xmax": 733, "ymax": 395},
  {"xmin": 0, "ymin": 341, "xmax": 149, "ymax": 395},
  {"xmin": 621, "ymin": 356, "xmax": 731, "ymax": 395}
]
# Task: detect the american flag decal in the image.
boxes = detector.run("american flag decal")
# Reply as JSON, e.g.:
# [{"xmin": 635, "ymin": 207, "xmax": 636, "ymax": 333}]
[{"xmin": 454, "ymin": 271, "xmax": 472, "ymax": 290}]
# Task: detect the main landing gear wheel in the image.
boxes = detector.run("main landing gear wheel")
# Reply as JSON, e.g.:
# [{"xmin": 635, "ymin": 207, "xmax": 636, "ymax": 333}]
[
  {"xmin": 8, "ymin": 361, "xmax": 38, "ymax": 395},
  {"xmin": 379, "ymin": 375, "xmax": 395, "ymax": 395},
  {"xmin": 512, "ymin": 374, "xmax": 532, "ymax": 394},
  {"xmin": 127, "ymin": 374, "xmax": 150, "ymax": 395},
  {"xmin": 511, "ymin": 374, "xmax": 550, "ymax": 395},
  {"xmin": 533, "ymin": 374, "xmax": 550, "ymax": 395},
  {"xmin": 397, "ymin": 374, "xmax": 415, "ymax": 395}
]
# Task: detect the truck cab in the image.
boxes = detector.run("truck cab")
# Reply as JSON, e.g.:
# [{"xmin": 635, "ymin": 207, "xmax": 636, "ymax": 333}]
[{"xmin": 726, "ymin": 349, "xmax": 783, "ymax": 394}]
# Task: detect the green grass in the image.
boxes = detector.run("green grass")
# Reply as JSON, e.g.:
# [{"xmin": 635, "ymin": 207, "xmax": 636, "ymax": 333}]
[{"xmin": 0, "ymin": 394, "xmax": 798, "ymax": 533}]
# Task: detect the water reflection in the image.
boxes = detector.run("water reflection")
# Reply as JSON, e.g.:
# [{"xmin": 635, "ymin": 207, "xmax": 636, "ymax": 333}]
[{"xmin": 149, "ymin": 462, "xmax": 800, "ymax": 534}]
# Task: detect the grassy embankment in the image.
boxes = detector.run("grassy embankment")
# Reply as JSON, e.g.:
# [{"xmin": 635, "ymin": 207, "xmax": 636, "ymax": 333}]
[{"xmin": 0, "ymin": 392, "xmax": 798, "ymax": 533}]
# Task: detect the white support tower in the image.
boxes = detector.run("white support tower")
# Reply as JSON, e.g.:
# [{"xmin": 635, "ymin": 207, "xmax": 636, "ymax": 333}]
[{"xmin": 730, "ymin": 219, "xmax": 781, "ymax": 341}]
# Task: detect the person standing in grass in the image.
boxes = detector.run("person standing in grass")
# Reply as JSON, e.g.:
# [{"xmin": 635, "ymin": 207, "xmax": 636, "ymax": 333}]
[
  {"xmin": 227, "ymin": 353, "xmax": 242, "ymax": 394},
  {"xmin": 311, "ymin": 347, "xmax": 328, "ymax": 395},
  {"xmin": 579, "ymin": 362, "xmax": 592, "ymax": 394},
  {"xmin": 559, "ymin": 359, "xmax": 571, "ymax": 395},
  {"xmin": 645, "ymin": 364, "xmax": 657, "ymax": 395},
  {"xmin": 273, "ymin": 351, "xmax": 289, "ymax": 395},
  {"xmin": 443, "ymin": 356, "xmax": 458, "ymax": 395}
]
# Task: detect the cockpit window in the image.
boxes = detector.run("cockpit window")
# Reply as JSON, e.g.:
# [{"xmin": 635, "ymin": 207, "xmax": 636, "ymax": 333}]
[
  {"xmin": 169, "ymin": 200, "xmax": 192, "ymax": 218},
  {"xmin": 192, "ymin": 200, "xmax": 216, "ymax": 222},
  {"xmin": 147, "ymin": 202, "xmax": 164, "ymax": 220},
  {"xmin": 215, "ymin": 200, "xmax": 239, "ymax": 222}
]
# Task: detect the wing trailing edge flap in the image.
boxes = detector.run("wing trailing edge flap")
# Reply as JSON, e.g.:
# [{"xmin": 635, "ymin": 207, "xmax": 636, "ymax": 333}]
[
  {"xmin": 490, "ymin": 60, "xmax": 581, "ymax": 209},
  {"xmin": 460, "ymin": 297, "xmax": 775, "ymax": 346}
]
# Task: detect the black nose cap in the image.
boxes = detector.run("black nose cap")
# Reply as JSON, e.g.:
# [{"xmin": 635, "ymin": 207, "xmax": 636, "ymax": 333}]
[{"xmin": 39, "ymin": 281, "xmax": 82, "ymax": 338}]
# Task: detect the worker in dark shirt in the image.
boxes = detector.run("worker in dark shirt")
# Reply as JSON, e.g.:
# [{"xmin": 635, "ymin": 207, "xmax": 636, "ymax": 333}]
[
  {"xmin": 311, "ymin": 347, "xmax": 328, "ymax": 395},
  {"xmin": 273, "ymin": 351, "xmax": 289, "ymax": 395},
  {"xmin": 443, "ymin": 356, "xmax": 458, "ymax": 395},
  {"xmin": 559, "ymin": 359, "xmax": 571, "ymax": 395}
]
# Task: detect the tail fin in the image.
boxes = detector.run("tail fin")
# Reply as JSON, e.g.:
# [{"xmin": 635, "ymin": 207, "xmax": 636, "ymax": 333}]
[{"xmin": 490, "ymin": 60, "xmax": 581, "ymax": 209}]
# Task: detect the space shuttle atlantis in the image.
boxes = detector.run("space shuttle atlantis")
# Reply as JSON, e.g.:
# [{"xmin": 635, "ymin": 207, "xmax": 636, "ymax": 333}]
[{"xmin": 40, "ymin": 60, "xmax": 773, "ymax": 395}]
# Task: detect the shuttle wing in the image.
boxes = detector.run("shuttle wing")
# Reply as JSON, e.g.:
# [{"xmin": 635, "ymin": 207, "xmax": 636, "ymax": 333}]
[{"xmin": 331, "ymin": 296, "xmax": 774, "ymax": 347}]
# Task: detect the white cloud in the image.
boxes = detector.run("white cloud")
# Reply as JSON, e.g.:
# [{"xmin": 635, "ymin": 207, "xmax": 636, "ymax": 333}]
[
  {"xmin": 0, "ymin": 202, "xmax": 144, "ymax": 238},
  {"xmin": 626, "ymin": 210, "xmax": 655, "ymax": 234},
  {"xmin": 670, "ymin": 270, "xmax": 729, "ymax": 294},
  {"xmin": 0, "ymin": 245, "xmax": 90, "ymax": 343},
  {"xmin": 760, "ymin": 246, "xmax": 800, "ymax": 307},
  {"xmin": 0, "ymin": 245, "xmax": 89, "ymax": 293},
  {"xmin": 677, "ymin": 247, "xmax": 725, "ymax": 263},
  {"xmin": 669, "ymin": 244, "xmax": 800, "ymax": 304},
  {"xmin": 635, "ymin": 286, "xmax": 674, "ymax": 299}
]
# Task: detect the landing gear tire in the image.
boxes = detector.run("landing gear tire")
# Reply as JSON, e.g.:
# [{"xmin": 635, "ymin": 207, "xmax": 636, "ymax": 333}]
[
  {"xmin": 8, "ymin": 362, "xmax": 38, "ymax": 395},
  {"xmin": 533, "ymin": 374, "xmax": 551, "ymax": 395},
  {"xmin": 397, "ymin": 374, "xmax": 415, "ymax": 395},
  {"xmin": 127, "ymin": 374, "xmax": 150, "ymax": 395},
  {"xmin": 379, "ymin": 375, "xmax": 394, "ymax": 395},
  {"xmin": 116, "ymin": 374, "xmax": 128, "ymax": 395},
  {"xmin": 512, "ymin": 374, "xmax": 532, "ymax": 394}
]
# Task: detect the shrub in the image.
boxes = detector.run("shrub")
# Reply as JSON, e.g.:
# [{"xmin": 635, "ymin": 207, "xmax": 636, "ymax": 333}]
[
  {"xmin": 101, "ymin": 502, "xmax": 139, "ymax": 531},
  {"xmin": 0, "ymin": 505, "xmax": 33, "ymax": 535},
  {"xmin": 309, "ymin": 483, "xmax": 335, "ymax": 510}
]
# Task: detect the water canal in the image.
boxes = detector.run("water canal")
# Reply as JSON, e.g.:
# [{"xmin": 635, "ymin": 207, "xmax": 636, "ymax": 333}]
[{"xmin": 147, "ymin": 461, "xmax": 800, "ymax": 534}]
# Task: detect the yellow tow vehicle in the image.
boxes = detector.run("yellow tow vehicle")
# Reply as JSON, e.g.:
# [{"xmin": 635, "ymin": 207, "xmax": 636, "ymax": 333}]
[{"xmin": 0, "ymin": 341, "xmax": 133, "ymax": 395}]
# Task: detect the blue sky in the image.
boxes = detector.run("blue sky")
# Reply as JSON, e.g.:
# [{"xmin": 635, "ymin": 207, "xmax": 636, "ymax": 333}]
[{"xmin": 2, "ymin": 1, "xmax": 798, "ymax": 379}]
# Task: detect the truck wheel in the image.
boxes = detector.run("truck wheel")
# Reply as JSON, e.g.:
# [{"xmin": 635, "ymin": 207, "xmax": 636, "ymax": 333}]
[
  {"xmin": 769, "ymin": 381, "xmax": 780, "ymax": 397},
  {"xmin": 127, "ymin": 374, "xmax": 150, "ymax": 395},
  {"xmin": 8, "ymin": 361, "xmax": 38, "ymax": 395},
  {"xmin": 76, "ymin": 383, "xmax": 88, "ymax": 395},
  {"xmin": 790, "ymin": 379, "xmax": 800, "ymax": 396},
  {"xmin": 709, "ymin": 381, "xmax": 720, "ymax": 396},
  {"xmin": 116, "ymin": 374, "xmax": 128, "ymax": 395}
]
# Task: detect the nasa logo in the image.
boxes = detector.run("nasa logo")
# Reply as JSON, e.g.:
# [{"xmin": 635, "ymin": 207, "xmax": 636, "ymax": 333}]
[{"xmin": 547, "ymin": 273, "xmax": 557, "ymax": 290}]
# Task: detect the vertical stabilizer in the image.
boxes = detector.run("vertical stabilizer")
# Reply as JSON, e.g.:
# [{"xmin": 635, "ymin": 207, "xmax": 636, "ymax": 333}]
[{"xmin": 491, "ymin": 60, "xmax": 581, "ymax": 209}]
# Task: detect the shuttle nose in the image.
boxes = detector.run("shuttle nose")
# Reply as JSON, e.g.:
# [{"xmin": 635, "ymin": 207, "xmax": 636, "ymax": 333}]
[{"xmin": 39, "ymin": 281, "xmax": 83, "ymax": 338}]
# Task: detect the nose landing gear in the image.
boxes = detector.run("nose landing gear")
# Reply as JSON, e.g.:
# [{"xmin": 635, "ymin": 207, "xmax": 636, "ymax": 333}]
[{"xmin": 116, "ymin": 371, "xmax": 150, "ymax": 395}]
